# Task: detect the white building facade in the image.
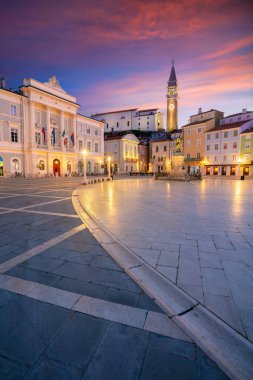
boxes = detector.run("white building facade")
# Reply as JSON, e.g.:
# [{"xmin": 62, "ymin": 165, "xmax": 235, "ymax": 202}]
[
  {"xmin": 104, "ymin": 133, "xmax": 139, "ymax": 173},
  {"xmin": 92, "ymin": 108, "xmax": 164, "ymax": 133},
  {"xmin": 0, "ymin": 77, "xmax": 104, "ymax": 177}
]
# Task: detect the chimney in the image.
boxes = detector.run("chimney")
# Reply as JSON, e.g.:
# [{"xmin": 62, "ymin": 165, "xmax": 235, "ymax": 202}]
[
  {"xmin": 0, "ymin": 78, "xmax": 5, "ymax": 89},
  {"xmin": 242, "ymin": 108, "xmax": 247, "ymax": 114},
  {"xmin": 198, "ymin": 107, "xmax": 202, "ymax": 114}
]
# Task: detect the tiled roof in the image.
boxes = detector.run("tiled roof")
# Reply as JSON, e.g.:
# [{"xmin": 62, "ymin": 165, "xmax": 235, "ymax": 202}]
[
  {"xmin": 137, "ymin": 108, "xmax": 159, "ymax": 112},
  {"xmin": 241, "ymin": 128, "xmax": 253, "ymax": 135},
  {"xmin": 92, "ymin": 108, "xmax": 138, "ymax": 116},
  {"xmin": 182, "ymin": 118, "xmax": 214, "ymax": 128},
  {"xmin": 206, "ymin": 121, "xmax": 247, "ymax": 133},
  {"xmin": 222, "ymin": 111, "xmax": 253, "ymax": 119},
  {"xmin": 190, "ymin": 109, "xmax": 222, "ymax": 117}
]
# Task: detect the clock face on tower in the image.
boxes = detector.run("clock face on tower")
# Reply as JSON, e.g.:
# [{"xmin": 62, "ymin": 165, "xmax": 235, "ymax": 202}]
[{"xmin": 169, "ymin": 103, "xmax": 175, "ymax": 110}]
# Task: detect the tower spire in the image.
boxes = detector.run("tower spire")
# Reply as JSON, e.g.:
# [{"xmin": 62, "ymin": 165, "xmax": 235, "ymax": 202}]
[{"xmin": 166, "ymin": 61, "xmax": 178, "ymax": 132}]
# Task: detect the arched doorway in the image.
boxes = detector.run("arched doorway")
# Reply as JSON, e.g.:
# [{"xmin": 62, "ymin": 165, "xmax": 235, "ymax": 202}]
[
  {"xmin": 78, "ymin": 160, "xmax": 83, "ymax": 174},
  {"xmin": 0, "ymin": 157, "xmax": 3, "ymax": 176},
  {"xmin": 53, "ymin": 159, "xmax": 60, "ymax": 177},
  {"xmin": 67, "ymin": 160, "xmax": 72, "ymax": 175}
]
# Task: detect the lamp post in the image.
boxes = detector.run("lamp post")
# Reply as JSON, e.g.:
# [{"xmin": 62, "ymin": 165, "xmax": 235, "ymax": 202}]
[
  {"xmin": 83, "ymin": 149, "xmax": 87, "ymax": 184},
  {"xmin": 108, "ymin": 156, "xmax": 111, "ymax": 179}
]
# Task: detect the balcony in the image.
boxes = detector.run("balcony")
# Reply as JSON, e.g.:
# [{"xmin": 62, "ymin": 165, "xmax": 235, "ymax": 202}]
[
  {"xmin": 124, "ymin": 158, "xmax": 138, "ymax": 163},
  {"xmin": 184, "ymin": 157, "xmax": 201, "ymax": 162},
  {"xmin": 35, "ymin": 144, "xmax": 48, "ymax": 150}
]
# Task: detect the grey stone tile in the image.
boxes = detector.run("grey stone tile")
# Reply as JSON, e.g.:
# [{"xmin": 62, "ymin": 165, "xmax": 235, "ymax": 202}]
[
  {"xmin": 25, "ymin": 357, "xmax": 82, "ymax": 380},
  {"xmin": 177, "ymin": 258, "xmax": 202, "ymax": 286},
  {"xmin": 180, "ymin": 246, "xmax": 199, "ymax": 259},
  {"xmin": 199, "ymin": 252, "xmax": 222, "ymax": 269},
  {"xmin": 0, "ymin": 356, "xmax": 28, "ymax": 380},
  {"xmin": 197, "ymin": 240, "xmax": 217, "ymax": 253},
  {"xmin": 83, "ymin": 323, "xmax": 148, "ymax": 380},
  {"xmin": 140, "ymin": 334, "xmax": 197, "ymax": 380},
  {"xmin": 39, "ymin": 247, "xmax": 69, "ymax": 260},
  {"xmin": 158, "ymin": 251, "xmax": 179, "ymax": 267},
  {"xmin": 95, "ymin": 269, "xmax": 141, "ymax": 293},
  {"xmin": 47, "ymin": 313, "xmax": 108, "ymax": 369},
  {"xmin": 90, "ymin": 255, "xmax": 123, "ymax": 271},
  {"xmin": 0, "ymin": 320, "xmax": 46, "ymax": 365},
  {"xmin": 238, "ymin": 309, "xmax": 253, "ymax": 343},
  {"xmin": 156, "ymin": 265, "xmax": 177, "ymax": 283},
  {"xmin": 62, "ymin": 250, "xmax": 95, "ymax": 265},
  {"xmin": 21, "ymin": 256, "xmax": 64, "ymax": 272},
  {"xmin": 6, "ymin": 266, "xmax": 60, "ymax": 286},
  {"xmin": 0, "ymin": 289, "xmax": 16, "ymax": 308},
  {"xmin": 0, "ymin": 301, "xmax": 27, "ymax": 344},
  {"xmin": 178, "ymin": 283, "xmax": 204, "ymax": 304},
  {"xmin": 53, "ymin": 261, "xmax": 102, "ymax": 282},
  {"xmin": 102, "ymin": 287, "xmax": 139, "ymax": 307},
  {"xmin": 137, "ymin": 293, "xmax": 163, "ymax": 313},
  {"xmin": 53, "ymin": 276, "xmax": 107, "ymax": 298},
  {"xmin": 204, "ymin": 293, "xmax": 245, "ymax": 334},
  {"xmin": 196, "ymin": 347, "xmax": 231, "ymax": 380},
  {"xmin": 201, "ymin": 268, "xmax": 230, "ymax": 296},
  {"xmin": 213, "ymin": 237, "xmax": 234, "ymax": 250}
]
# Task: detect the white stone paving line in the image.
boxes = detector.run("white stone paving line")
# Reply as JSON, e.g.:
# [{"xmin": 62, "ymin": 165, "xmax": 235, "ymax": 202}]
[
  {"xmin": 0, "ymin": 207, "xmax": 79, "ymax": 218},
  {"xmin": 0, "ymin": 192, "xmax": 70, "ymax": 199},
  {"xmin": 0, "ymin": 273, "xmax": 191, "ymax": 342},
  {"xmin": 0, "ymin": 224, "xmax": 86, "ymax": 273}
]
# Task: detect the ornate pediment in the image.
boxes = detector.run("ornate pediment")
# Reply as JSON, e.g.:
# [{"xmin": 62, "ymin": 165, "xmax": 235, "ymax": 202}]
[{"xmin": 44, "ymin": 76, "xmax": 66, "ymax": 93}]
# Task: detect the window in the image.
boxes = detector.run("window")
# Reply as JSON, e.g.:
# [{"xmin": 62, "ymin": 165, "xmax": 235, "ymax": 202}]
[
  {"xmin": 207, "ymin": 134, "xmax": 210, "ymax": 140},
  {"xmin": 11, "ymin": 159, "xmax": 19, "ymax": 172},
  {"xmin": 215, "ymin": 156, "xmax": 218, "ymax": 162},
  {"xmin": 224, "ymin": 131, "xmax": 228, "ymax": 138},
  {"xmin": 187, "ymin": 129, "xmax": 191, "ymax": 135},
  {"xmin": 206, "ymin": 145, "xmax": 210, "ymax": 151},
  {"xmin": 197, "ymin": 127, "xmax": 202, "ymax": 133},
  {"xmin": 11, "ymin": 128, "xmax": 18, "ymax": 142},
  {"xmin": 35, "ymin": 132, "xmax": 41, "ymax": 145},
  {"xmin": 215, "ymin": 133, "xmax": 219, "ymax": 139},
  {"xmin": 127, "ymin": 121, "xmax": 130, "ymax": 126},
  {"xmin": 233, "ymin": 142, "xmax": 237, "ymax": 149},
  {"xmin": 38, "ymin": 160, "xmax": 45, "ymax": 170},
  {"xmin": 233, "ymin": 130, "xmax": 238, "ymax": 137},
  {"xmin": 196, "ymin": 139, "xmax": 201, "ymax": 146},
  {"xmin": 78, "ymin": 140, "xmax": 83, "ymax": 150},
  {"xmin": 223, "ymin": 143, "xmax": 228, "ymax": 150},
  {"xmin": 87, "ymin": 127, "xmax": 90, "ymax": 134},
  {"xmin": 197, "ymin": 153, "xmax": 200, "ymax": 159},
  {"xmin": 156, "ymin": 146, "xmax": 159, "ymax": 152},
  {"xmin": 247, "ymin": 114, "xmax": 250, "ymax": 119},
  {"xmin": 138, "ymin": 123, "xmax": 140, "ymax": 126},
  {"xmin": 245, "ymin": 142, "xmax": 251, "ymax": 150},
  {"xmin": 164, "ymin": 146, "xmax": 167, "ymax": 151},
  {"xmin": 187, "ymin": 140, "xmax": 190, "ymax": 145},
  {"xmin": 95, "ymin": 129, "xmax": 98, "ymax": 135},
  {"xmin": 10, "ymin": 105, "xmax": 17, "ymax": 116},
  {"xmin": 147, "ymin": 122, "xmax": 149, "ymax": 125},
  {"xmin": 238, "ymin": 117, "xmax": 241, "ymax": 121},
  {"xmin": 35, "ymin": 111, "xmax": 40, "ymax": 127},
  {"xmin": 87, "ymin": 141, "xmax": 91, "ymax": 151},
  {"xmin": 187, "ymin": 153, "xmax": 190, "ymax": 158},
  {"xmin": 95, "ymin": 143, "xmax": 99, "ymax": 152},
  {"xmin": 223, "ymin": 155, "xmax": 227, "ymax": 162},
  {"xmin": 116, "ymin": 122, "xmax": 119, "ymax": 128},
  {"xmin": 232, "ymin": 154, "xmax": 237, "ymax": 161},
  {"xmin": 215, "ymin": 144, "xmax": 219, "ymax": 150}
]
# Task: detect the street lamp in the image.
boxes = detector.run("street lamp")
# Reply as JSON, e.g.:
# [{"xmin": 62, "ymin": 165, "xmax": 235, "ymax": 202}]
[
  {"xmin": 107, "ymin": 156, "xmax": 111, "ymax": 179},
  {"xmin": 83, "ymin": 149, "xmax": 87, "ymax": 184}
]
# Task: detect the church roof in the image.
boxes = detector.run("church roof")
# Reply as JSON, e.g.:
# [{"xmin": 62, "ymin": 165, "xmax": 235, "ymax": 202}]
[{"xmin": 168, "ymin": 63, "xmax": 177, "ymax": 87}]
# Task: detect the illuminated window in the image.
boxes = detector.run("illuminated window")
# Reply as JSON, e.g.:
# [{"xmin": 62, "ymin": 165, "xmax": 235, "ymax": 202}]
[
  {"xmin": 38, "ymin": 160, "xmax": 45, "ymax": 170},
  {"xmin": 87, "ymin": 141, "xmax": 91, "ymax": 151},
  {"xmin": 245, "ymin": 142, "xmax": 251, "ymax": 150},
  {"xmin": 11, "ymin": 159, "xmax": 19, "ymax": 171}
]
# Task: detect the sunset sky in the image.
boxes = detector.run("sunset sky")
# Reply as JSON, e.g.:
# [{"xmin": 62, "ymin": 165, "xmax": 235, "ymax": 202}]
[{"xmin": 1, "ymin": 0, "xmax": 253, "ymax": 126}]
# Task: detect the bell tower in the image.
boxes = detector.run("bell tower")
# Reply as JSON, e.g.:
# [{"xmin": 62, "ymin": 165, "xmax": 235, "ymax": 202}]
[{"xmin": 166, "ymin": 61, "xmax": 178, "ymax": 132}]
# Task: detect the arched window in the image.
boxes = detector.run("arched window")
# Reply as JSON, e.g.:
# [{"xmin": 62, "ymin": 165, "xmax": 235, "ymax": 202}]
[
  {"xmin": 12, "ymin": 159, "xmax": 20, "ymax": 172},
  {"xmin": 94, "ymin": 162, "xmax": 99, "ymax": 173},
  {"xmin": 38, "ymin": 160, "xmax": 45, "ymax": 170},
  {"xmin": 67, "ymin": 160, "xmax": 71, "ymax": 173}
]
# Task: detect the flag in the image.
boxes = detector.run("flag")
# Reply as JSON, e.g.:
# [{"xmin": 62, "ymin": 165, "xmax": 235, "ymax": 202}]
[
  {"xmin": 52, "ymin": 128, "xmax": 56, "ymax": 145},
  {"xmin": 62, "ymin": 129, "xmax": 65, "ymax": 137},
  {"xmin": 41, "ymin": 127, "xmax": 46, "ymax": 143},
  {"xmin": 70, "ymin": 131, "xmax": 75, "ymax": 145}
]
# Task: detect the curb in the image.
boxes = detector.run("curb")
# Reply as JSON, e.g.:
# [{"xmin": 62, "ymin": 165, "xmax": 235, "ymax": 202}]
[{"xmin": 72, "ymin": 187, "xmax": 253, "ymax": 380}]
